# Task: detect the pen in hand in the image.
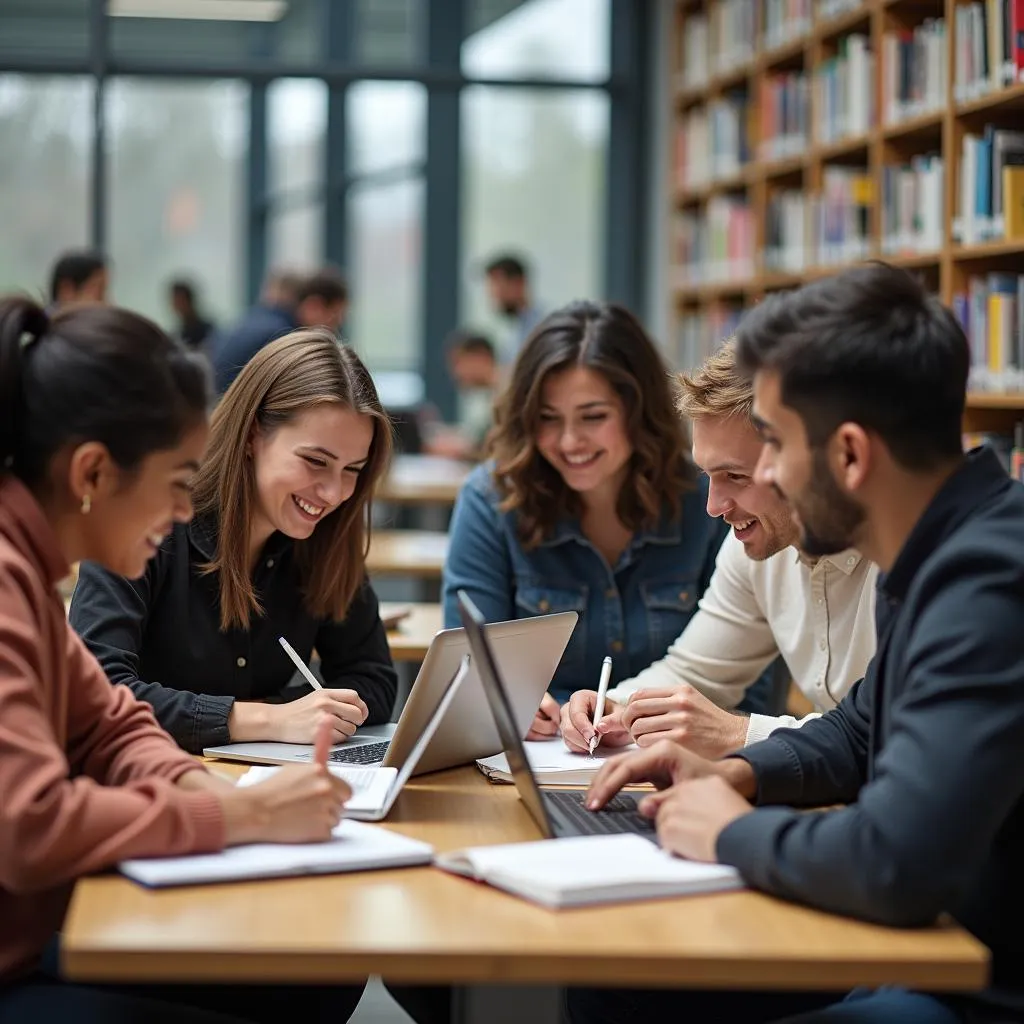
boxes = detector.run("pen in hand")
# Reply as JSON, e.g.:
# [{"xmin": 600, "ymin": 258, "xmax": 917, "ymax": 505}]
[
  {"xmin": 278, "ymin": 635, "xmax": 323, "ymax": 691},
  {"xmin": 589, "ymin": 655, "xmax": 613, "ymax": 756}
]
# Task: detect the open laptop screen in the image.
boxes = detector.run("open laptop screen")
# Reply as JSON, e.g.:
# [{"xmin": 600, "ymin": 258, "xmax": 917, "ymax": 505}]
[{"xmin": 456, "ymin": 589, "xmax": 556, "ymax": 839}]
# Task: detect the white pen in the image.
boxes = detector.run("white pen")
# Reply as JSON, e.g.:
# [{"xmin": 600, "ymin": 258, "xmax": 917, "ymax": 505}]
[
  {"xmin": 278, "ymin": 635, "xmax": 323, "ymax": 691},
  {"xmin": 589, "ymin": 655, "xmax": 613, "ymax": 756}
]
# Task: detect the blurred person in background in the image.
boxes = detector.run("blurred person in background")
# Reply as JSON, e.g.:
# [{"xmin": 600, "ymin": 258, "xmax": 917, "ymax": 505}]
[
  {"xmin": 482, "ymin": 252, "xmax": 544, "ymax": 362},
  {"xmin": 48, "ymin": 250, "xmax": 109, "ymax": 310},
  {"xmin": 423, "ymin": 330, "xmax": 501, "ymax": 462},
  {"xmin": 168, "ymin": 278, "xmax": 215, "ymax": 352},
  {"xmin": 211, "ymin": 267, "xmax": 348, "ymax": 395}
]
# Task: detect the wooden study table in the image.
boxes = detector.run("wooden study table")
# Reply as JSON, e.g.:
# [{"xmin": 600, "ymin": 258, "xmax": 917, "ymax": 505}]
[
  {"xmin": 380, "ymin": 601, "xmax": 443, "ymax": 662},
  {"xmin": 61, "ymin": 766, "xmax": 987, "ymax": 994},
  {"xmin": 377, "ymin": 454, "xmax": 471, "ymax": 506},
  {"xmin": 367, "ymin": 529, "xmax": 449, "ymax": 579}
]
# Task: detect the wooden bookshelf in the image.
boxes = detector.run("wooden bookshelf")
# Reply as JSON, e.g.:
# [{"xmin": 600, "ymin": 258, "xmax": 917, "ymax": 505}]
[{"xmin": 668, "ymin": 0, "xmax": 1024, "ymax": 434}]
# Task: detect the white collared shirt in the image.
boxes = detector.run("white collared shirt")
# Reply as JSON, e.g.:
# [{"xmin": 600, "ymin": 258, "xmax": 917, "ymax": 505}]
[{"xmin": 606, "ymin": 530, "xmax": 879, "ymax": 745}]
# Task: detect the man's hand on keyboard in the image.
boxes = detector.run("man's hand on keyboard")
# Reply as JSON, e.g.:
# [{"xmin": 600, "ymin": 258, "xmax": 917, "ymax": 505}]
[
  {"xmin": 654, "ymin": 776, "xmax": 753, "ymax": 862},
  {"xmin": 267, "ymin": 688, "xmax": 369, "ymax": 745},
  {"xmin": 584, "ymin": 739, "xmax": 758, "ymax": 818}
]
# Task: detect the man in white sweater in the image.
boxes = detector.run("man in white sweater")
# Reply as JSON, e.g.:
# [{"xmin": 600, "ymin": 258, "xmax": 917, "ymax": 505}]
[{"xmin": 560, "ymin": 340, "xmax": 878, "ymax": 758}]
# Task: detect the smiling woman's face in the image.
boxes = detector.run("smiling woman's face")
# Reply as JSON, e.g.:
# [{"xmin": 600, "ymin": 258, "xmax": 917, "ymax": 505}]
[
  {"xmin": 534, "ymin": 366, "xmax": 633, "ymax": 499},
  {"xmin": 249, "ymin": 403, "xmax": 374, "ymax": 543}
]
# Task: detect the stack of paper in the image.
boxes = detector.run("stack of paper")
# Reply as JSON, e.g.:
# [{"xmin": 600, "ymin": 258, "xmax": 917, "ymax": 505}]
[
  {"xmin": 476, "ymin": 737, "xmax": 638, "ymax": 786},
  {"xmin": 436, "ymin": 833, "xmax": 742, "ymax": 908}
]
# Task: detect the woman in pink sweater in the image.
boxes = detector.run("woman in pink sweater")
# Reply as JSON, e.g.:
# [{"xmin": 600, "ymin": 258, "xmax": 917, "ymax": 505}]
[{"xmin": 0, "ymin": 297, "xmax": 361, "ymax": 1024}]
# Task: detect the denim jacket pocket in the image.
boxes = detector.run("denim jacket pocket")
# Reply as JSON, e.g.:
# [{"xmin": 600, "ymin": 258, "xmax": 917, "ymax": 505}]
[
  {"xmin": 640, "ymin": 578, "xmax": 699, "ymax": 659},
  {"xmin": 515, "ymin": 583, "xmax": 588, "ymax": 693}
]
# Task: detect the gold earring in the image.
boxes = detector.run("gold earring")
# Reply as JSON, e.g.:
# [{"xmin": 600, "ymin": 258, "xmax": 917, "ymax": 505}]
[{"xmin": 81, "ymin": 494, "xmax": 91, "ymax": 515}]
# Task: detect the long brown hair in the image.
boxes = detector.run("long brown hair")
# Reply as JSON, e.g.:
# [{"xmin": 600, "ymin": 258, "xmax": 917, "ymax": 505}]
[
  {"xmin": 192, "ymin": 328, "xmax": 392, "ymax": 630},
  {"xmin": 489, "ymin": 300, "xmax": 696, "ymax": 549}
]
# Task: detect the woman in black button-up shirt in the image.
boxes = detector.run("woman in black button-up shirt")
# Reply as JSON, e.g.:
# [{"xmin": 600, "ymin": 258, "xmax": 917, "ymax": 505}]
[{"xmin": 69, "ymin": 328, "xmax": 398, "ymax": 755}]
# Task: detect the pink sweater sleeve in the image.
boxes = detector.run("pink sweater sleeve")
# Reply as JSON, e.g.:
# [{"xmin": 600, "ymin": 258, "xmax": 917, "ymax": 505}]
[{"xmin": 0, "ymin": 584, "xmax": 224, "ymax": 895}]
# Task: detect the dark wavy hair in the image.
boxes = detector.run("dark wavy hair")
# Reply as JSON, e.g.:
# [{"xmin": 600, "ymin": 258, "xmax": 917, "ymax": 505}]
[{"xmin": 488, "ymin": 300, "xmax": 697, "ymax": 549}]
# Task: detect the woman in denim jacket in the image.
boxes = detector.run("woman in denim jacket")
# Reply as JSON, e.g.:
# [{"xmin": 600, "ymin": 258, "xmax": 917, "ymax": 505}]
[{"xmin": 442, "ymin": 300, "xmax": 728, "ymax": 739}]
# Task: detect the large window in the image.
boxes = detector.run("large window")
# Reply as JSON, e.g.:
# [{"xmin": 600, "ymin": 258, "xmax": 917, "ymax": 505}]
[
  {"xmin": 268, "ymin": 77, "xmax": 327, "ymax": 268},
  {"xmin": 0, "ymin": 74, "xmax": 92, "ymax": 299},
  {"xmin": 0, "ymin": 1, "xmax": 642, "ymax": 414},
  {"xmin": 346, "ymin": 81, "xmax": 426, "ymax": 373},
  {"xmin": 105, "ymin": 78, "xmax": 247, "ymax": 329},
  {"xmin": 461, "ymin": 87, "xmax": 608, "ymax": 343}
]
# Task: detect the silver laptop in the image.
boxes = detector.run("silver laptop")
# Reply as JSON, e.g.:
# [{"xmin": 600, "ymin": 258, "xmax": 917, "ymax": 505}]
[
  {"xmin": 204, "ymin": 610, "xmax": 577, "ymax": 777},
  {"xmin": 457, "ymin": 590, "xmax": 655, "ymax": 840},
  {"xmin": 336, "ymin": 656, "xmax": 470, "ymax": 821}
]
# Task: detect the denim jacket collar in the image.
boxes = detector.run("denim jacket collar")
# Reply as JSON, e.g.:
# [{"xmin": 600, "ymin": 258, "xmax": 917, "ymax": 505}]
[{"xmin": 536, "ymin": 506, "xmax": 683, "ymax": 550}]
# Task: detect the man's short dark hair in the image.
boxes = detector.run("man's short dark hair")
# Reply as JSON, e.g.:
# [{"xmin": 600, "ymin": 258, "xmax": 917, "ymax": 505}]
[
  {"xmin": 446, "ymin": 330, "xmax": 495, "ymax": 360},
  {"xmin": 49, "ymin": 249, "xmax": 107, "ymax": 301},
  {"xmin": 296, "ymin": 267, "xmax": 348, "ymax": 305},
  {"xmin": 484, "ymin": 254, "xmax": 528, "ymax": 280},
  {"xmin": 735, "ymin": 262, "xmax": 969, "ymax": 471},
  {"xmin": 170, "ymin": 278, "xmax": 196, "ymax": 303}
]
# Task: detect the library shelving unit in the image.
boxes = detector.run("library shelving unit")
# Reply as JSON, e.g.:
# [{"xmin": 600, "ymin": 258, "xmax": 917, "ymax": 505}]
[{"xmin": 668, "ymin": 0, "xmax": 1024, "ymax": 435}]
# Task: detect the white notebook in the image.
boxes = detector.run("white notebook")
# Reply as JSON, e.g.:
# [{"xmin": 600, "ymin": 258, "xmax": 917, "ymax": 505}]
[
  {"xmin": 120, "ymin": 818, "xmax": 433, "ymax": 888},
  {"xmin": 476, "ymin": 738, "xmax": 638, "ymax": 786},
  {"xmin": 435, "ymin": 833, "xmax": 742, "ymax": 909}
]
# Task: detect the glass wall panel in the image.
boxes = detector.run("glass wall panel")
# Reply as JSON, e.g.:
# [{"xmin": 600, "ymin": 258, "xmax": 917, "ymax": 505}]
[
  {"xmin": 268, "ymin": 77, "xmax": 326, "ymax": 267},
  {"xmin": 0, "ymin": 74, "xmax": 92, "ymax": 300},
  {"xmin": 461, "ymin": 86, "xmax": 608, "ymax": 356},
  {"xmin": 105, "ymin": 78, "xmax": 247, "ymax": 329}
]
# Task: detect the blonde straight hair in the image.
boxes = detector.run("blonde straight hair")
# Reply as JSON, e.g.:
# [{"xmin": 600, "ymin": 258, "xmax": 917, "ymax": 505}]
[{"xmin": 192, "ymin": 328, "xmax": 393, "ymax": 631}]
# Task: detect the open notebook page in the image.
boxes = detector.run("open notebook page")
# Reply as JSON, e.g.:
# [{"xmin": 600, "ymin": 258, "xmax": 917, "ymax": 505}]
[
  {"xmin": 238, "ymin": 763, "xmax": 397, "ymax": 815},
  {"xmin": 476, "ymin": 738, "xmax": 638, "ymax": 785}
]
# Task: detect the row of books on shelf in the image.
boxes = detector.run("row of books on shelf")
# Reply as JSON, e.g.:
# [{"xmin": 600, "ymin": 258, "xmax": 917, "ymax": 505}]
[
  {"xmin": 764, "ymin": 170, "xmax": 873, "ymax": 271},
  {"xmin": 673, "ymin": 198, "xmax": 757, "ymax": 285},
  {"xmin": 676, "ymin": 290, "xmax": 1024, "ymax": 392},
  {"xmin": 679, "ymin": 0, "xmax": 1024, "ymax": 99},
  {"xmin": 672, "ymin": 163, "xmax": 946, "ymax": 284},
  {"xmin": 954, "ymin": 273, "xmax": 1024, "ymax": 393},
  {"xmin": 759, "ymin": 72, "xmax": 810, "ymax": 160},
  {"xmin": 677, "ymin": 307, "xmax": 746, "ymax": 374},
  {"xmin": 813, "ymin": 34, "xmax": 874, "ymax": 145},
  {"xmin": 953, "ymin": 0, "xmax": 1024, "ymax": 102},
  {"xmin": 882, "ymin": 18, "xmax": 947, "ymax": 125},
  {"xmin": 880, "ymin": 155, "xmax": 945, "ymax": 256},
  {"xmin": 673, "ymin": 96, "xmax": 750, "ymax": 192},
  {"xmin": 678, "ymin": 0, "xmax": 756, "ymax": 90},
  {"xmin": 763, "ymin": 0, "xmax": 812, "ymax": 52},
  {"xmin": 954, "ymin": 127, "xmax": 1024, "ymax": 244},
  {"xmin": 676, "ymin": 0, "xmax": 868, "ymax": 89},
  {"xmin": 673, "ymin": 24, "xmax": 947, "ymax": 189}
]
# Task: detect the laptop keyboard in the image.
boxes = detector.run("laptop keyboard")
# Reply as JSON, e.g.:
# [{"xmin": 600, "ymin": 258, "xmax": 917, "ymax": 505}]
[
  {"xmin": 327, "ymin": 741, "xmax": 391, "ymax": 764},
  {"xmin": 543, "ymin": 789, "xmax": 656, "ymax": 837},
  {"xmin": 294, "ymin": 741, "xmax": 391, "ymax": 765}
]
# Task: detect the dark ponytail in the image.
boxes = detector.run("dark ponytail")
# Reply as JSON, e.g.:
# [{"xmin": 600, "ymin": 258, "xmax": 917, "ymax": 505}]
[{"xmin": 0, "ymin": 295, "xmax": 210, "ymax": 488}]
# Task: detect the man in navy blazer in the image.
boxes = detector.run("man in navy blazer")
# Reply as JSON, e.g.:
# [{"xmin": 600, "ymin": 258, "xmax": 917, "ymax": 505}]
[{"xmin": 574, "ymin": 263, "xmax": 1024, "ymax": 1024}]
